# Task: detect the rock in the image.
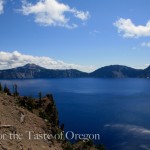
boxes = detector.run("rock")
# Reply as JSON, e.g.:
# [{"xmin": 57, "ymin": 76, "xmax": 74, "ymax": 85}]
[
  {"xmin": 19, "ymin": 144, "xmax": 23, "ymax": 150},
  {"xmin": 9, "ymin": 126, "xmax": 17, "ymax": 134},
  {"xmin": 19, "ymin": 111, "xmax": 25, "ymax": 124}
]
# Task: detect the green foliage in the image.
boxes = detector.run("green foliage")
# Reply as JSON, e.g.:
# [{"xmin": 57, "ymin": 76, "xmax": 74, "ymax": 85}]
[
  {"xmin": 39, "ymin": 109, "xmax": 48, "ymax": 120},
  {"xmin": 63, "ymin": 141, "xmax": 73, "ymax": 150},
  {"xmin": 18, "ymin": 92, "xmax": 59, "ymax": 127},
  {"xmin": 38, "ymin": 92, "xmax": 42, "ymax": 106},
  {"xmin": 97, "ymin": 144, "xmax": 106, "ymax": 150},
  {"xmin": 13, "ymin": 84, "xmax": 19, "ymax": 96},
  {"xmin": 26, "ymin": 97, "xmax": 36, "ymax": 111},
  {"xmin": 38, "ymin": 92, "xmax": 42, "ymax": 100},
  {"xmin": 0, "ymin": 83, "xmax": 3, "ymax": 92},
  {"xmin": 18, "ymin": 97, "xmax": 26, "ymax": 107},
  {"xmin": 72, "ymin": 140, "xmax": 106, "ymax": 150},
  {"xmin": 46, "ymin": 93, "xmax": 54, "ymax": 103},
  {"xmin": 45, "ymin": 102, "xmax": 58, "ymax": 125},
  {"xmin": 60, "ymin": 123, "xmax": 64, "ymax": 131},
  {"xmin": 18, "ymin": 96, "xmax": 36, "ymax": 112},
  {"xmin": 3, "ymin": 85, "xmax": 11, "ymax": 95},
  {"xmin": 86, "ymin": 140, "xmax": 94, "ymax": 147}
]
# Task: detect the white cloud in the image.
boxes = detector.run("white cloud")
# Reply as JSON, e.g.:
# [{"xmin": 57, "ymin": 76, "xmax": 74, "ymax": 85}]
[
  {"xmin": 20, "ymin": 0, "xmax": 90, "ymax": 28},
  {"xmin": 0, "ymin": 0, "xmax": 4, "ymax": 14},
  {"xmin": 89, "ymin": 30, "xmax": 99, "ymax": 36},
  {"xmin": 72, "ymin": 8, "xmax": 90, "ymax": 21},
  {"xmin": 114, "ymin": 18, "xmax": 150, "ymax": 38},
  {"xmin": 105, "ymin": 124, "xmax": 150, "ymax": 138},
  {"xmin": 145, "ymin": 64, "xmax": 150, "ymax": 67},
  {"xmin": 141, "ymin": 42, "xmax": 150, "ymax": 48},
  {"xmin": 0, "ymin": 51, "xmax": 95, "ymax": 72}
]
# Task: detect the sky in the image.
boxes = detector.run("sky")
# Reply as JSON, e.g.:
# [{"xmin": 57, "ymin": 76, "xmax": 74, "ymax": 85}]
[{"xmin": 0, "ymin": 0, "xmax": 150, "ymax": 72}]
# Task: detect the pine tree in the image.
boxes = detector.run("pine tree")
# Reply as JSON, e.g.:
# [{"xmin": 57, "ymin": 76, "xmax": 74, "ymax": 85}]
[
  {"xmin": 3, "ymin": 85, "xmax": 11, "ymax": 95},
  {"xmin": 38, "ymin": 92, "xmax": 42, "ymax": 106},
  {"xmin": 13, "ymin": 84, "xmax": 19, "ymax": 96},
  {"xmin": 0, "ymin": 83, "xmax": 2, "ymax": 92}
]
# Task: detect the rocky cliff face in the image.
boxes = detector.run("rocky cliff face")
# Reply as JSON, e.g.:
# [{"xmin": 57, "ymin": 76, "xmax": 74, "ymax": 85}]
[{"xmin": 0, "ymin": 93, "xmax": 62, "ymax": 150}]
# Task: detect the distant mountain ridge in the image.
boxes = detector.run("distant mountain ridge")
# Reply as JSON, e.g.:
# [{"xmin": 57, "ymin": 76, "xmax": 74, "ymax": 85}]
[
  {"xmin": 90, "ymin": 65, "xmax": 143, "ymax": 78},
  {"xmin": 0, "ymin": 64, "xmax": 150, "ymax": 79},
  {"xmin": 0, "ymin": 64, "xmax": 88, "ymax": 79}
]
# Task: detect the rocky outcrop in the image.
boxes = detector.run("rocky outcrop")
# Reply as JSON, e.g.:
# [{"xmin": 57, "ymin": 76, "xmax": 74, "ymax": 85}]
[{"xmin": 0, "ymin": 93, "xmax": 63, "ymax": 150}]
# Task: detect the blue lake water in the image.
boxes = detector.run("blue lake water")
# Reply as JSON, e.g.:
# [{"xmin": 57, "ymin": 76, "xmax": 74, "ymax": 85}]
[{"xmin": 1, "ymin": 78, "xmax": 150, "ymax": 150}]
